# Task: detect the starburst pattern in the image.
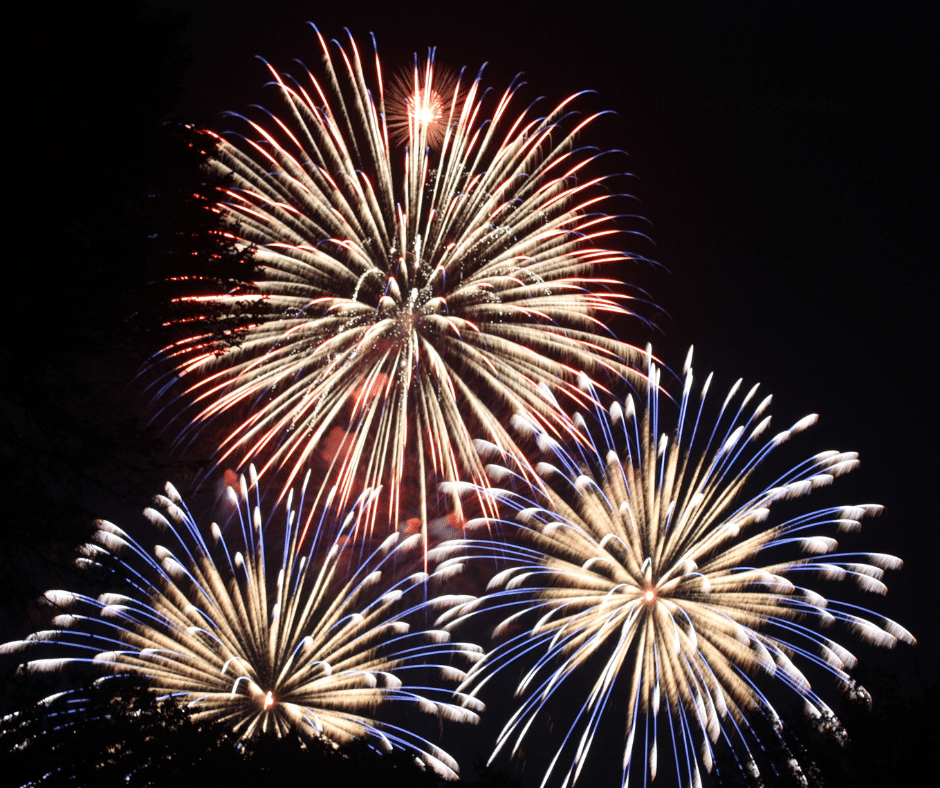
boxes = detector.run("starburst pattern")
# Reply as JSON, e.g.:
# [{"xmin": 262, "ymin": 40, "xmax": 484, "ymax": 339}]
[
  {"xmin": 151, "ymin": 27, "xmax": 648, "ymax": 549},
  {"xmin": 2, "ymin": 470, "xmax": 483, "ymax": 777},
  {"xmin": 385, "ymin": 56, "xmax": 461, "ymax": 149},
  {"xmin": 434, "ymin": 348, "xmax": 913, "ymax": 787}
]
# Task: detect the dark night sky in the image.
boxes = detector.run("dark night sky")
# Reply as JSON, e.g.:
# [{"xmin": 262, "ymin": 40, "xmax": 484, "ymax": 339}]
[
  {"xmin": 157, "ymin": 0, "xmax": 935, "ymax": 671},
  {"xmin": 3, "ymin": 0, "xmax": 934, "ymax": 776}
]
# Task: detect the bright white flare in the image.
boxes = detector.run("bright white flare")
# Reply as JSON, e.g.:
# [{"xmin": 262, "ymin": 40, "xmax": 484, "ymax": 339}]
[
  {"xmin": 435, "ymin": 348, "xmax": 913, "ymax": 787},
  {"xmin": 152, "ymin": 28, "xmax": 647, "ymax": 549},
  {"xmin": 3, "ymin": 471, "xmax": 483, "ymax": 777}
]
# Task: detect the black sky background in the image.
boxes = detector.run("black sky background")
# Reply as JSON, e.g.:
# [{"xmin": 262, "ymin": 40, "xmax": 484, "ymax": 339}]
[
  {"xmin": 156, "ymin": 0, "xmax": 935, "ymax": 675},
  {"xmin": 2, "ymin": 0, "xmax": 935, "ymax": 776}
]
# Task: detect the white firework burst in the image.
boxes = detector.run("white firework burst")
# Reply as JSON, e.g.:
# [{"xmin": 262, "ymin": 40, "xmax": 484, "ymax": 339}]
[
  {"xmin": 151, "ymin": 26, "xmax": 650, "ymax": 552},
  {"xmin": 434, "ymin": 347, "xmax": 914, "ymax": 787},
  {"xmin": 2, "ymin": 470, "xmax": 483, "ymax": 778}
]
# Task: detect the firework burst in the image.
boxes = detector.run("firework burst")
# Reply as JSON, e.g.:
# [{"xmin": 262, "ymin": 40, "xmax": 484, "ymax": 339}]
[
  {"xmin": 151, "ymin": 27, "xmax": 649, "ymax": 550},
  {"xmin": 434, "ymin": 348, "xmax": 913, "ymax": 787},
  {"xmin": 2, "ymin": 470, "xmax": 483, "ymax": 777},
  {"xmin": 386, "ymin": 56, "xmax": 462, "ymax": 150}
]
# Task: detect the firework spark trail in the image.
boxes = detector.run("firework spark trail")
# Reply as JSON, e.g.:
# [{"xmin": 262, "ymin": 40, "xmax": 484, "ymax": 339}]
[
  {"xmin": 149, "ymin": 26, "xmax": 651, "ymax": 552},
  {"xmin": 433, "ymin": 347, "xmax": 914, "ymax": 788},
  {"xmin": 2, "ymin": 469, "xmax": 484, "ymax": 778}
]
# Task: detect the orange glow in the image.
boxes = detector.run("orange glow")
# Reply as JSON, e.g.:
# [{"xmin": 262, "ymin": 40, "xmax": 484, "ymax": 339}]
[
  {"xmin": 264, "ymin": 691, "xmax": 275, "ymax": 709},
  {"xmin": 643, "ymin": 589, "xmax": 656, "ymax": 603}
]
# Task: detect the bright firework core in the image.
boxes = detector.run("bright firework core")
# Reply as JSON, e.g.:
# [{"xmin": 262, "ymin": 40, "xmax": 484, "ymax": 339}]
[
  {"xmin": 387, "ymin": 59, "xmax": 458, "ymax": 149},
  {"xmin": 407, "ymin": 89, "xmax": 443, "ymax": 126},
  {"xmin": 643, "ymin": 589, "xmax": 656, "ymax": 603}
]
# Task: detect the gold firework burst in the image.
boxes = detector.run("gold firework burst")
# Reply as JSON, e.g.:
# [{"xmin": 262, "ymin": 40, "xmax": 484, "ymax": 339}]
[
  {"xmin": 436, "ymin": 348, "xmax": 913, "ymax": 787},
  {"xmin": 151, "ymin": 27, "xmax": 650, "ymax": 553},
  {"xmin": 3, "ymin": 471, "xmax": 483, "ymax": 776}
]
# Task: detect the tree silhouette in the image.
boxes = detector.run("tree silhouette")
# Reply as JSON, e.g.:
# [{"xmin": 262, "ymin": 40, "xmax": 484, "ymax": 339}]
[
  {"xmin": 0, "ymin": 675, "xmax": 456, "ymax": 787},
  {"xmin": 712, "ymin": 661, "xmax": 939, "ymax": 787}
]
